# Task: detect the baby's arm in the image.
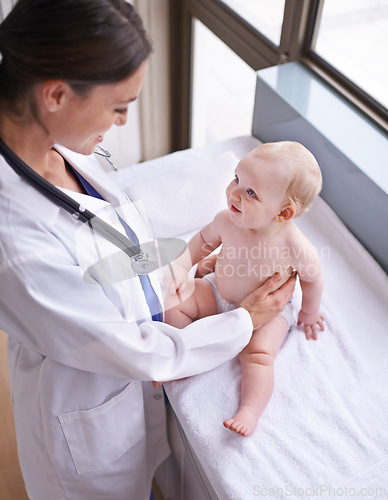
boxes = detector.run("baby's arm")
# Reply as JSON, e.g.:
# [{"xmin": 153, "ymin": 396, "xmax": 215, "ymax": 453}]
[
  {"xmin": 164, "ymin": 212, "xmax": 224, "ymax": 295},
  {"xmin": 295, "ymin": 243, "xmax": 324, "ymax": 340}
]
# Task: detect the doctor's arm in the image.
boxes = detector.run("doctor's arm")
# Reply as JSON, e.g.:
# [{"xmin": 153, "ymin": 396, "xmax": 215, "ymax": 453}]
[{"xmin": 0, "ymin": 226, "xmax": 253, "ymax": 382}]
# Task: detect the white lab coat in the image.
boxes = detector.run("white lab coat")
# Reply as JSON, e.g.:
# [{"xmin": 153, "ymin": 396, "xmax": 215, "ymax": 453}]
[{"xmin": 0, "ymin": 146, "xmax": 253, "ymax": 500}]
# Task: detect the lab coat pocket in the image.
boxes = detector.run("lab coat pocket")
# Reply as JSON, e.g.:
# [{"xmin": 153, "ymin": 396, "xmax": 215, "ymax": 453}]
[{"xmin": 58, "ymin": 382, "xmax": 145, "ymax": 474}]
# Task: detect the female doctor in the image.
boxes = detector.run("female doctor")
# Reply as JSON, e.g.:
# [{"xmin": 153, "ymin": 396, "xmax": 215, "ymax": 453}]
[{"xmin": 0, "ymin": 1, "xmax": 295, "ymax": 499}]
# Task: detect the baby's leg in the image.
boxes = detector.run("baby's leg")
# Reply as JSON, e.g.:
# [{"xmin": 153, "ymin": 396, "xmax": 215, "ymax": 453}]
[
  {"xmin": 153, "ymin": 278, "xmax": 218, "ymax": 388},
  {"xmin": 164, "ymin": 277, "xmax": 218, "ymax": 328},
  {"xmin": 223, "ymin": 315, "xmax": 289, "ymax": 436}
]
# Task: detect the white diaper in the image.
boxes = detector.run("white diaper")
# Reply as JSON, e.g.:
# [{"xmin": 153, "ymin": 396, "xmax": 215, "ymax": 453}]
[
  {"xmin": 202, "ymin": 272, "xmax": 297, "ymax": 329},
  {"xmin": 202, "ymin": 272, "xmax": 237, "ymax": 314}
]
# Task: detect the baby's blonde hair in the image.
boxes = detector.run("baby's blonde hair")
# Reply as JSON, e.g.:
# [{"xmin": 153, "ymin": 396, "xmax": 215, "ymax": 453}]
[{"xmin": 255, "ymin": 141, "xmax": 322, "ymax": 217}]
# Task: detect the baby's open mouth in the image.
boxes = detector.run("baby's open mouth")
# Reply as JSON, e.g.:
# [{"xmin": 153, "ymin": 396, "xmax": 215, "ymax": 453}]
[{"xmin": 230, "ymin": 204, "xmax": 241, "ymax": 213}]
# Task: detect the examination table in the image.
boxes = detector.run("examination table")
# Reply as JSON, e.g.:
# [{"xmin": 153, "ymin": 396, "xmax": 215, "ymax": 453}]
[{"xmin": 113, "ymin": 134, "xmax": 388, "ymax": 500}]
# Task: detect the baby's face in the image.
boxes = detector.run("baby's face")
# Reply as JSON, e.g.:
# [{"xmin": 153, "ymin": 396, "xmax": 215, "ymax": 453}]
[{"xmin": 225, "ymin": 149, "xmax": 289, "ymax": 230}]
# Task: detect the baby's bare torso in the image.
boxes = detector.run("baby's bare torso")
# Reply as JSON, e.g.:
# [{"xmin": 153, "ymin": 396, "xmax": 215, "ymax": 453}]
[{"xmin": 213, "ymin": 211, "xmax": 308, "ymax": 305}]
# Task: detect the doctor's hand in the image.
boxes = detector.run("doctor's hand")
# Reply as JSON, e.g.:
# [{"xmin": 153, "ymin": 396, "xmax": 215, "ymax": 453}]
[{"xmin": 240, "ymin": 273, "xmax": 296, "ymax": 330}]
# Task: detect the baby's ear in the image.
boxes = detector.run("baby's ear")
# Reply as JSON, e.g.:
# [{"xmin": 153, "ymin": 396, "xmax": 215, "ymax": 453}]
[{"xmin": 275, "ymin": 204, "xmax": 296, "ymax": 222}]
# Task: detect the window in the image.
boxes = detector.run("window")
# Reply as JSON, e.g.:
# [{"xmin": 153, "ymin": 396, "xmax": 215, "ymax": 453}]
[
  {"xmin": 219, "ymin": 0, "xmax": 286, "ymax": 46},
  {"xmin": 310, "ymin": 0, "xmax": 388, "ymax": 112},
  {"xmin": 169, "ymin": 0, "xmax": 387, "ymax": 152},
  {"xmin": 191, "ymin": 20, "xmax": 256, "ymax": 147}
]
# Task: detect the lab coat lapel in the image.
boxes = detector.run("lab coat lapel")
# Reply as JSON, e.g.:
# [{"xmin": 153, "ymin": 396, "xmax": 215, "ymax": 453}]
[
  {"xmin": 55, "ymin": 145, "xmax": 154, "ymax": 244},
  {"xmin": 56, "ymin": 145, "xmax": 163, "ymax": 320},
  {"xmin": 55, "ymin": 145, "xmax": 128, "ymax": 207}
]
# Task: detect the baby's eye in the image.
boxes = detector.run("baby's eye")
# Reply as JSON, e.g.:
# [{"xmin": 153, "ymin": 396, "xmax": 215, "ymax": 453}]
[
  {"xmin": 115, "ymin": 108, "xmax": 128, "ymax": 115},
  {"xmin": 247, "ymin": 188, "xmax": 257, "ymax": 197},
  {"xmin": 234, "ymin": 175, "xmax": 239, "ymax": 184}
]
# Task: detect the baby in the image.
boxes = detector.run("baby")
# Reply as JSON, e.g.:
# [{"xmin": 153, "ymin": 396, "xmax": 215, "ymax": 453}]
[{"xmin": 162, "ymin": 141, "xmax": 324, "ymax": 436}]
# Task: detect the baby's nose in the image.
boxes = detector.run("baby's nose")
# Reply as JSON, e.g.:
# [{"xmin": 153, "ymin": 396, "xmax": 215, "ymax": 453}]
[{"xmin": 230, "ymin": 186, "xmax": 241, "ymax": 201}]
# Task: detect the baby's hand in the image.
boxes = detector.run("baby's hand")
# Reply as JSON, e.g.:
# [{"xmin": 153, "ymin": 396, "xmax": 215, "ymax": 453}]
[
  {"xmin": 163, "ymin": 264, "xmax": 189, "ymax": 296},
  {"xmin": 297, "ymin": 310, "xmax": 325, "ymax": 341}
]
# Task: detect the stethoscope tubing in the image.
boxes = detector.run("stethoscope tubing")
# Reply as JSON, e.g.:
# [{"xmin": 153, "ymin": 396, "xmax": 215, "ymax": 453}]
[{"xmin": 0, "ymin": 137, "xmax": 142, "ymax": 261}]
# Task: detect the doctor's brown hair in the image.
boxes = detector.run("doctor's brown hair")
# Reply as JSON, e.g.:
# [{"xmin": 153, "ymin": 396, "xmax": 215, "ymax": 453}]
[{"xmin": 0, "ymin": 0, "xmax": 152, "ymax": 113}]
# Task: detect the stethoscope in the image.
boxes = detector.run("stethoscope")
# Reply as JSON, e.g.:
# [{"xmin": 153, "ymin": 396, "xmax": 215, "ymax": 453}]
[{"xmin": 0, "ymin": 138, "xmax": 185, "ymax": 276}]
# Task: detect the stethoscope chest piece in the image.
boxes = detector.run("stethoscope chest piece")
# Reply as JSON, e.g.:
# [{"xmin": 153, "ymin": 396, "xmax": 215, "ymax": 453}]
[{"xmin": 131, "ymin": 254, "xmax": 158, "ymax": 275}]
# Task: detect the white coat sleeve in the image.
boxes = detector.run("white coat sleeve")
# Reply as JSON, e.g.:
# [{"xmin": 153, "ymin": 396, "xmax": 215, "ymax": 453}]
[{"xmin": 0, "ymin": 223, "xmax": 252, "ymax": 382}]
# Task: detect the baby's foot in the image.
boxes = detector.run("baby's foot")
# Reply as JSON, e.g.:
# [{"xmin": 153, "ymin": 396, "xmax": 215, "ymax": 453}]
[
  {"xmin": 223, "ymin": 408, "xmax": 260, "ymax": 437},
  {"xmin": 152, "ymin": 381, "xmax": 163, "ymax": 388}
]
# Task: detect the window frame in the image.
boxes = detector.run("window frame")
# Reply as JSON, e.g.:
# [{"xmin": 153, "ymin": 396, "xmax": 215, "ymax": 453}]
[
  {"xmin": 302, "ymin": 0, "xmax": 388, "ymax": 133},
  {"xmin": 169, "ymin": 0, "xmax": 387, "ymax": 152}
]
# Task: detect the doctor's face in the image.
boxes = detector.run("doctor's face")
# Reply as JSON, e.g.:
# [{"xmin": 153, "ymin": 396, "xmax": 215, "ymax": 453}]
[{"xmin": 52, "ymin": 61, "xmax": 147, "ymax": 155}]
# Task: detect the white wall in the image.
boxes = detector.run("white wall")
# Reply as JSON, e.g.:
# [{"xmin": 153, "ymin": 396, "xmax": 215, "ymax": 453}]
[{"xmin": 0, "ymin": 0, "xmax": 15, "ymax": 19}]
